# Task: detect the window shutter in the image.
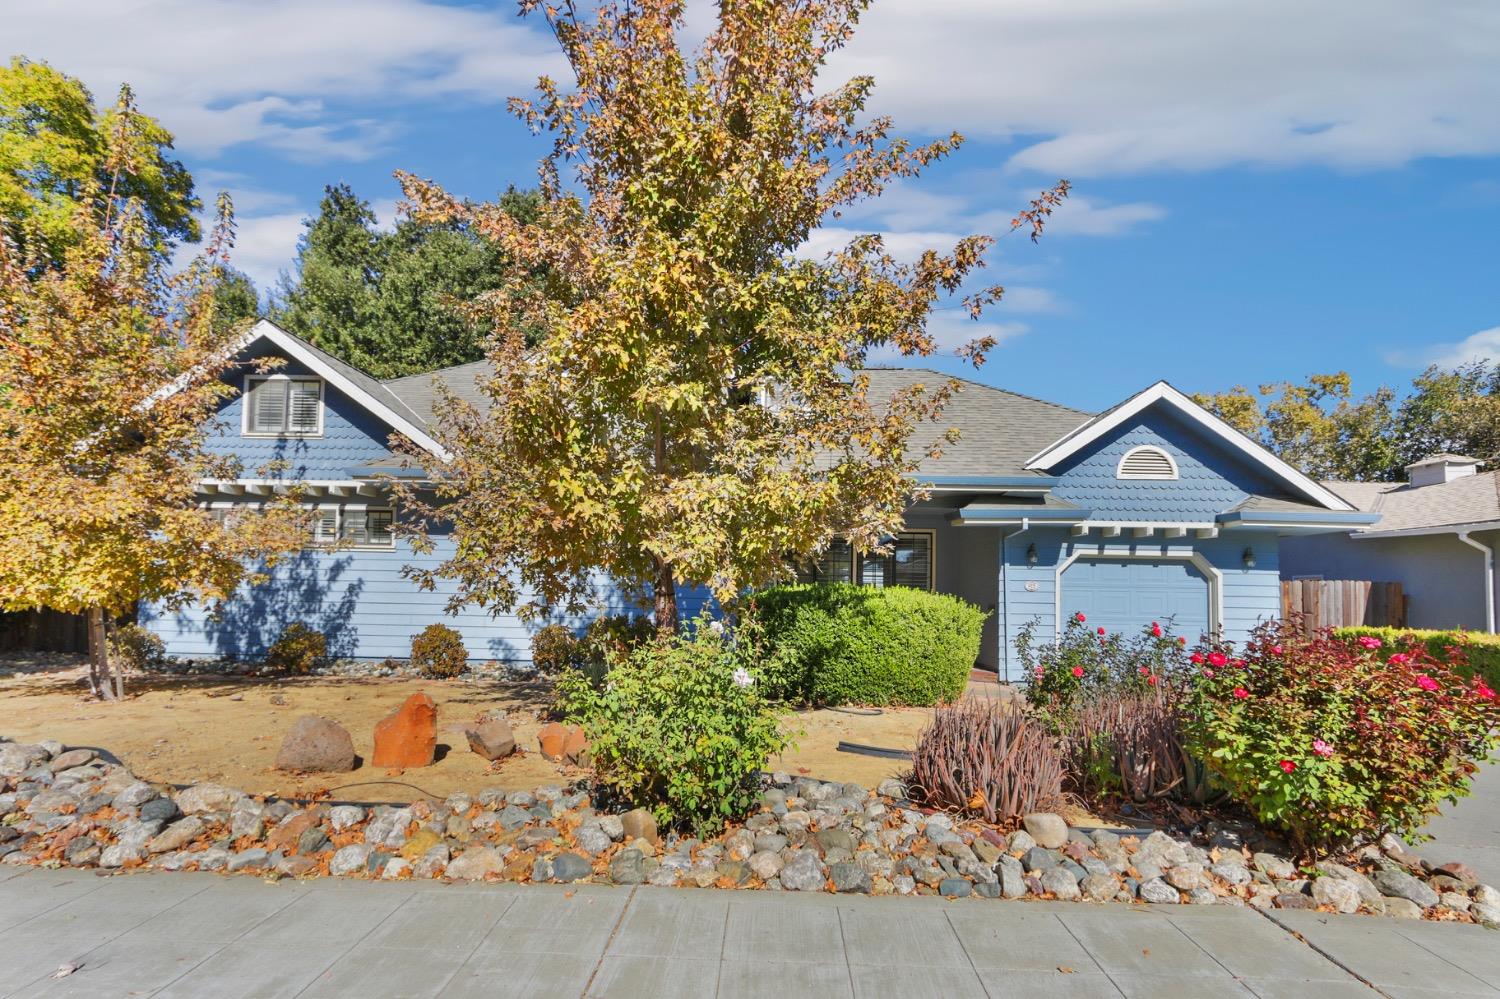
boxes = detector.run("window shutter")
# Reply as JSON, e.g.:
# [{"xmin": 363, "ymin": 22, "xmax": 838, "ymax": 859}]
[
  {"xmin": 313, "ymin": 508, "xmax": 338, "ymax": 543},
  {"xmin": 250, "ymin": 379, "xmax": 287, "ymax": 433},
  {"xmin": 1117, "ymin": 446, "xmax": 1178, "ymax": 480},
  {"xmin": 288, "ymin": 380, "xmax": 321, "ymax": 433}
]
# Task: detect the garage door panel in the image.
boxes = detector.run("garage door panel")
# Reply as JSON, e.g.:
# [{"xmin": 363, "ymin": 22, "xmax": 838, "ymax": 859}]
[{"xmin": 1062, "ymin": 557, "xmax": 1210, "ymax": 640}]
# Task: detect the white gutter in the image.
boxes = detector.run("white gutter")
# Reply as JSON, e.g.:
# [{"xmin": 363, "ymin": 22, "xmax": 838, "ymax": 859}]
[
  {"xmin": 1353, "ymin": 519, "xmax": 1500, "ymax": 541},
  {"xmin": 1457, "ymin": 531, "xmax": 1497, "ymax": 634}
]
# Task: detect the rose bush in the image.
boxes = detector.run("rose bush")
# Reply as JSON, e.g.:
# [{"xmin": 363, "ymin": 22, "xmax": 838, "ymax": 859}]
[
  {"xmin": 1185, "ymin": 622, "xmax": 1500, "ymax": 854},
  {"xmin": 1018, "ymin": 612, "xmax": 1194, "ymax": 714}
]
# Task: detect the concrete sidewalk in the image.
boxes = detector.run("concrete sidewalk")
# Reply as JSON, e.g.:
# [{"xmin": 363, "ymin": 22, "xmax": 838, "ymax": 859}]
[
  {"xmin": 1415, "ymin": 762, "xmax": 1500, "ymax": 887},
  {"xmin": 1, "ymin": 865, "xmax": 1496, "ymax": 999}
]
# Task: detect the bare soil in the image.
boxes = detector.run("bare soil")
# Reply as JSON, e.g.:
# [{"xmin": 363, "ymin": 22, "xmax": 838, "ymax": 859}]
[{"xmin": 0, "ymin": 661, "xmax": 933, "ymax": 803}]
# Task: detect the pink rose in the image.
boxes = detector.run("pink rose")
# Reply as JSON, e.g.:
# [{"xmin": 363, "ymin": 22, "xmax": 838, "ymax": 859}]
[
  {"xmin": 1358, "ymin": 635, "xmax": 1382, "ymax": 650},
  {"xmin": 1476, "ymin": 682, "xmax": 1496, "ymax": 700},
  {"xmin": 1071, "ymin": 666, "xmax": 1085, "ymax": 678},
  {"xmin": 1415, "ymin": 674, "xmax": 1439, "ymax": 692},
  {"xmin": 1312, "ymin": 739, "xmax": 1333, "ymax": 758},
  {"xmin": 1270, "ymin": 645, "xmax": 1283, "ymax": 655},
  {"xmin": 1232, "ymin": 687, "xmax": 1249, "ymax": 699},
  {"xmin": 1202, "ymin": 668, "xmax": 1215, "ymax": 678},
  {"xmin": 1388, "ymin": 653, "xmax": 1410, "ymax": 665}
]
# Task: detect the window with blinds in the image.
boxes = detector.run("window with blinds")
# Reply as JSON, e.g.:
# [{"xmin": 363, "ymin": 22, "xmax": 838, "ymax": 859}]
[
  {"xmin": 309, "ymin": 506, "xmax": 394, "ymax": 549},
  {"xmin": 245, "ymin": 377, "xmax": 323, "ymax": 435},
  {"xmin": 795, "ymin": 532, "xmax": 933, "ymax": 590}
]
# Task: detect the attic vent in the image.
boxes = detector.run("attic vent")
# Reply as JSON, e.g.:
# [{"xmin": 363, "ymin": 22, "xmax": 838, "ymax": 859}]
[{"xmin": 1117, "ymin": 445, "xmax": 1179, "ymax": 480}]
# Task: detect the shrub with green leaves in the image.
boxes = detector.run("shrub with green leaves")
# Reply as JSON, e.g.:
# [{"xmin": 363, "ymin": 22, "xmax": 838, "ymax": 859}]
[
  {"xmin": 1334, "ymin": 626, "xmax": 1500, "ymax": 689},
  {"xmin": 753, "ymin": 583, "xmax": 985, "ymax": 706},
  {"xmin": 1185, "ymin": 623, "xmax": 1500, "ymax": 855},
  {"xmin": 1019, "ymin": 611, "xmax": 1194, "ymax": 714},
  {"xmin": 263, "ymin": 623, "xmax": 326, "ymax": 674},
  {"xmin": 556, "ymin": 616, "xmax": 791, "ymax": 836},
  {"xmin": 107, "ymin": 623, "xmax": 166, "ymax": 673},
  {"xmin": 411, "ymin": 623, "xmax": 468, "ymax": 678},
  {"xmin": 530, "ymin": 624, "xmax": 578, "ymax": 675}
]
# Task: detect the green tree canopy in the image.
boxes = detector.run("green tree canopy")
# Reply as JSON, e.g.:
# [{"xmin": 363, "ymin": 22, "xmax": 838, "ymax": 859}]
[
  {"xmin": 396, "ymin": 0, "xmax": 1068, "ymax": 631},
  {"xmin": 272, "ymin": 183, "xmax": 543, "ymax": 377},
  {"xmin": 1196, "ymin": 363, "xmax": 1500, "ymax": 482},
  {"xmin": 0, "ymin": 57, "xmax": 199, "ymax": 266}
]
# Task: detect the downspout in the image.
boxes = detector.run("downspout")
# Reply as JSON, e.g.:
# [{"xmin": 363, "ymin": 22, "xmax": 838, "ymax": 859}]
[
  {"xmin": 1457, "ymin": 531, "xmax": 1496, "ymax": 633},
  {"xmin": 999, "ymin": 519, "xmax": 1031, "ymax": 684}
]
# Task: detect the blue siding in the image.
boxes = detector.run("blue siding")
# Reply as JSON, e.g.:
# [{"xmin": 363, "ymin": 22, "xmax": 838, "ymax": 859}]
[
  {"xmin": 996, "ymin": 527, "xmax": 1281, "ymax": 680},
  {"xmin": 141, "ymin": 527, "xmax": 711, "ymax": 664},
  {"xmin": 203, "ymin": 348, "xmax": 396, "ymax": 481},
  {"xmin": 1051, "ymin": 406, "xmax": 1284, "ymax": 521}
]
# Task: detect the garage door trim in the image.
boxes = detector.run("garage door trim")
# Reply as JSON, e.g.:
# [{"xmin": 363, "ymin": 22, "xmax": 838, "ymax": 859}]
[{"xmin": 1053, "ymin": 549, "xmax": 1222, "ymax": 640}]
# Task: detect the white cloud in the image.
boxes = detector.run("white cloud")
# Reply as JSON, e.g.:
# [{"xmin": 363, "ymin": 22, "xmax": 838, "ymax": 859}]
[
  {"xmin": 1030, "ymin": 196, "xmax": 1167, "ymax": 238},
  {"xmin": 227, "ymin": 212, "xmax": 306, "ymax": 292},
  {"xmin": 869, "ymin": 312, "xmax": 1029, "ymax": 364},
  {"xmin": 822, "ymin": 0, "xmax": 1500, "ymax": 176},
  {"xmin": 7, "ymin": 0, "xmax": 560, "ymax": 161},
  {"xmin": 1390, "ymin": 327, "xmax": 1500, "ymax": 369}
]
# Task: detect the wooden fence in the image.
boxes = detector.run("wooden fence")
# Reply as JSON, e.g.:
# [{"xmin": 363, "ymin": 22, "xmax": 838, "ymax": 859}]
[
  {"xmin": 1279, "ymin": 579, "xmax": 1406, "ymax": 635},
  {"xmin": 0, "ymin": 609, "xmax": 90, "ymax": 654}
]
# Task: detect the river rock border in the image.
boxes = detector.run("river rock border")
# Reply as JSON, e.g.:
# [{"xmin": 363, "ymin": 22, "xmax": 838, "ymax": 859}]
[{"xmin": 1, "ymin": 736, "xmax": 1494, "ymax": 927}]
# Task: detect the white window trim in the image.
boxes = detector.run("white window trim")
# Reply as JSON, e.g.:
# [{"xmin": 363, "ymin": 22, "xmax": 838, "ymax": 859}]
[
  {"xmin": 306, "ymin": 503, "xmax": 397, "ymax": 551},
  {"xmin": 1115, "ymin": 445, "xmax": 1179, "ymax": 481},
  {"xmin": 1053, "ymin": 548, "xmax": 1223, "ymax": 642},
  {"xmin": 241, "ymin": 373, "xmax": 325, "ymax": 438}
]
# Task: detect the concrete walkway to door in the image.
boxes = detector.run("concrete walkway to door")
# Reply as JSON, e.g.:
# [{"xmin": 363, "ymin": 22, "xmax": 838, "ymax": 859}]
[{"xmin": 2, "ymin": 863, "xmax": 1497, "ymax": 999}]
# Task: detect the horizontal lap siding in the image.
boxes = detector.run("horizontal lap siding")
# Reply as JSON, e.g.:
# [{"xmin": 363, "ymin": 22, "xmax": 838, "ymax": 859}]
[{"xmin": 141, "ymin": 533, "xmax": 705, "ymax": 664}]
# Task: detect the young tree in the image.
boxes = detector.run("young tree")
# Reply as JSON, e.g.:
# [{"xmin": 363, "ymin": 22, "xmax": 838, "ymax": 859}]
[
  {"xmin": 396, "ymin": 0, "xmax": 1067, "ymax": 631},
  {"xmin": 0, "ymin": 87, "xmax": 304, "ymax": 699},
  {"xmin": 273, "ymin": 183, "xmax": 544, "ymax": 377},
  {"xmin": 0, "ymin": 57, "xmax": 199, "ymax": 267},
  {"xmin": 1395, "ymin": 362, "xmax": 1500, "ymax": 469}
]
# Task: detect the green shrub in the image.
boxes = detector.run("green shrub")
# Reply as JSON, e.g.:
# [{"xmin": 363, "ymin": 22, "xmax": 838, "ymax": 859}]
[
  {"xmin": 411, "ymin": 623, "xmax": 468, "ymax": 678},
  {"xmin": 108, "ymin": 624, "xmax": 167, "ymax": 673},
  {"xmin": 1334, "ymin": 626, "xmax": 1500, "ymax": 689},
  {"xmin": 907, "ymin": 701, "xmax": 1064, "ymax": 823},
  {"xmin": 1186, "ymin": 622, "xmax": 1500, "ymax": 855},
  {"xmin": 263, "ymin": 623, "xmax": 326, "ymax": 674},
  {"xmin": 556, "ymin": 615, "xmax": 791, "ymax": 836},
  {"xmin": 531, "ymin": 624, "xmax": 578, "ymax": 675},
  {"xmin": 753, "ymin": 583, "xmax": 985, "ymax": 706}
]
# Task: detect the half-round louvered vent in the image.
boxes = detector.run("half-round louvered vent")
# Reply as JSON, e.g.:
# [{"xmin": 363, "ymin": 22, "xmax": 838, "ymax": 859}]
[{"xmin": 1116, "ymin": 445, "xmax": 1179, "ymax": 480}]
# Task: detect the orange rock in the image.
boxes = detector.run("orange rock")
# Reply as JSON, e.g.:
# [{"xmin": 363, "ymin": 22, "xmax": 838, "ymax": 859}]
[
  {"xmin": 372, "ymin": 692, "xmax": 437, "ymax": 768},
  {"xmin": 537, "ymin": 722, "xmax": 568, "ymax": 761},
  {"xmin": 562, "ymin": 726, "xmax": 590, "ymax": 766}
]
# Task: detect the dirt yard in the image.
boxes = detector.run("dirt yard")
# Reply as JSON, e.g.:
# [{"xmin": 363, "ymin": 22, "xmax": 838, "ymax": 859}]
[{"xmin": 0, "ymin": 661, "xmax": 933, "ymax": 803}]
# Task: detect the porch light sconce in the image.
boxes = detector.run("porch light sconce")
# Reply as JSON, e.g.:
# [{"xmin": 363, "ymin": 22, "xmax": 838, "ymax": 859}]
[
  {"xmin": 1025, "ymin": 543, "xmax": 1038, "ymax": 567},
  {"xmin": 1242, "ymin": 546, "xmax": 1256, "ymax": 570}
]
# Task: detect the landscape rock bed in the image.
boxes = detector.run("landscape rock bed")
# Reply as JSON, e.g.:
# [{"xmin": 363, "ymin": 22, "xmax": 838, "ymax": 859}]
[{"xmin": 2, "ymin": 735, "xmax": 1495, "ymax": 927}]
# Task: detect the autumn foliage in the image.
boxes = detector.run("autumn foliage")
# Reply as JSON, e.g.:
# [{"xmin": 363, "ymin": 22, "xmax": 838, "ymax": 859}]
[{"xmin": 395, "ymin": 0, "xmax": 1066, "ymax": 630}]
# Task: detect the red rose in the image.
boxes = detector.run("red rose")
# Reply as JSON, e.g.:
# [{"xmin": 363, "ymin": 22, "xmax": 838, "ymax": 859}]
[
  {"xmin": 1190, "ymin": 652, "xmax": 1205, "ymax": 665},
  {"xmin": 1071, "ymin": 666, "xmax": 1085, "ymax": 678},
  {"xmin": 1097, "ymin": 626, "xmax": 1106, "ymax": 635},
  {"xmin": 1208, "ymin": 652, "xmax": 1228, "ymax": 668},
  {"xmin": 1278, "ymin": 759, "xmax": 1296, "ymax": 774},
  {"xmin": 1074, "ymin": 612, "xmax": 1086, "ymax": 623},
  {"xmin": 1150, "ymin": 621, "xmax": 1163, "ymax": 638},
  {"xmin": 1232, "ymin": 687, "xmax": 1249, "ymax": 699}
]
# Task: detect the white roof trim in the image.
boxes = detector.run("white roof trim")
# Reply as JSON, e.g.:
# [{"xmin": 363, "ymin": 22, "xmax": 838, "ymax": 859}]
[
  {"xmin": 1353, "ymin": 520, "xmax": 1500, "ymax": 540},
  {"xmin": 166, "ymin": 320, "xmax": 449, "ymax": 461},
  {"xmin": 1024, "ymin": 381, "xmax": 1355, "ymax": 512}
]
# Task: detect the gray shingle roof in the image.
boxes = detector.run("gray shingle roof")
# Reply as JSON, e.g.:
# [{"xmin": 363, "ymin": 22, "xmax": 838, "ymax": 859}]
[
  {"xmin": 294, "ymin": 335, "xmax": 431, "ymax": 431},
  {"xmin": 1323, "ymin": 473, "xmax": 1500, "ymax": 532},
  {"xmin": 383, "ymin": 363, "xmax": 1095, "ymax": 478}
]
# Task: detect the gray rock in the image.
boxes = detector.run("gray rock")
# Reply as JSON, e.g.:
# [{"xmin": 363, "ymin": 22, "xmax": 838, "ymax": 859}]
[
  {"xmin": 330, "ymin": 844, "xmax": 373, "ymax": 876},
  {"xmin": 1316, "ymin": 862, "xmax": 1381, "ymax": 905},
  {"xmin": 1476, "ymin": 884, "xmax": 1500, "ymax": 907},
  {"xmin": 1253, "ymin": 852, "xmax": 1296, "ymax": 880},
  {"xmin": 749, "ymin": 850, "xmax": 784, "ymax": 881},
  {"xmin": 413, "ymin": 845, "xmax": 450, "ymax": 878},
  {"xmin": 817, "ymin": 827, "xmax": 857, "ymax": 855},
  {"xmin": 1139, "ymin": 878, "xmax": 1180, "ymax": 904},
  {"xmin": 1135, "ymin": 831, "xmax": 1189, "ymax": 869},
  {"xmin": 620, "ymin": 808, "xmax": 658, "ymax": 845},
  {"xmin": 1211, "ymin": 861, "xmax": 1251, "ymax": 886},
  {"xmin": 111, "ymin": 781, "xmax": 159, "ymax": 811},
  {"xmin": 1166, "ymin": 864, "xmax": 1204, "ymax": 890},
  {"xmin": 446, "ymin": 846, "xmax": 506, "ymax": 881},
  {"xmin": 575, "ymin": 824, "xmax": 613, "ymax": 856},
  {"xmin": 297, "ymin": 827, "xmax": 330, "ymax": 854},
  {"xmin": 1472, "ymin": 901, "xmax": 1500, "ymax": 927},
  {"xmin": 876, "ymin": 778, "xmax": 906, "ymax": 799},
  {"xmin": 465, "ymin": 717, "xmax": 517, "ymax": 760},
  {"xmin": 230, "ymin": 803, "xmax": 266, "ymax": 840},
  {"xmin": 551, "ymin": 852, "xmax": 592, "ymax": 882},
  {"xmin": 1041, "ymin": 867, "xmax": 1081, "ymax": 900},
  {"xmin": 175, "ymin": 783, "xmax": 247, "ymax": 815},
  {"xmin": 1081, "ymin": 873, "xmax": 1118, "ymax": 902},
  {"xmin": 780, "ymin": 849, "xmax": 826, "ymax": 891},
  {"xmin": 1382, "ymin": 897, "xmax": 1424, "ymax": 919},
  {"xmin": 139, "ymin": 797, "xmax": 180, "ymax": 824},
  {"xmin": 609, "ymin": 849, "xmax": 647, "ymax": 884},
  {"xmin": 147, "ymin": 817, "xmax": 205, "ymax": 854},
  {"xmin": 998, "ymin": 855, "xmax": 1027, "ymax": 899},
  {"xmin": 831, "ymin": 861, "xmax": 872, "ymax": 894},
  {"xmin": 940, "ymin": 878, "xmax": 972, "ymax": 897},
  {"xmin": 364, "ymin": 807, "xmax": 414, "ymax": 849},
  {"xmin": 1311, "ymin": 877, "xmax": 1362, "ymax": 914},
  {"xmin": 1187, "ymin": 887, "xmax": 1218, "ymax": 905},
  {"xmin": 1022, "ymin": 813, "xmax": 1069, "ymax": 849},
  {"xmin": 228, "ymin": 848, "xmax": 270, "ymax": 872},
  {"xmin": 597, "ymin": 814, "xmax": 625, "ymax": 840},
  {"xmin": 1372, "ymin": 869, "xmax": 1439, "ymax": 909},
  {"xmin": 497, "ymin": 805, "xmax": 532, "ymax": 831},
  {"xmin": 1022, "ymin": 847, "xmax": 1062, "ymax": 872},
  {"xmin": 274, "ymin": 715, "xmax": 357, "ymax": 772},
  {"xmin": 1007, "ymin": 830, "xmax": 1036, "ymax": 855}
]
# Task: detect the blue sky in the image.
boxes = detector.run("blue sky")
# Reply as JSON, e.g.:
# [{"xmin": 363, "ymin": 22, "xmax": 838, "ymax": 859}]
[{"xmin": 8, "ymin": 0, "xmax": 1499, "ymax": 411}]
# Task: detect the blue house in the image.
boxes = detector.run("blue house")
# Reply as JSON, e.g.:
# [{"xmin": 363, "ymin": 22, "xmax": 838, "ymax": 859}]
[{"xmin": 143, "ymin": 320, "xmax": 1378, "ymax": 678}]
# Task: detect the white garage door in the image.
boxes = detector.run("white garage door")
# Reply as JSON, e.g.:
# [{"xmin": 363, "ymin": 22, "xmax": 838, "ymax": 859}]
[{"xmin": 1061, "ymin": 557, "xmax": 1211, "ymax": 641}]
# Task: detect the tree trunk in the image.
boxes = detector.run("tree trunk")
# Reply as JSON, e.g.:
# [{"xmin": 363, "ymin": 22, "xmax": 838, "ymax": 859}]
[
  {"xmin": 653, "ymin": 557, "xmax": 679, "ymax": 635},
  {"xmin": 86, "ymin": 607, "xmax": 115, "ymax": 700},
  {"xmin": 105, "ymin": 616, "xmax": 125, "ymax": 699}
]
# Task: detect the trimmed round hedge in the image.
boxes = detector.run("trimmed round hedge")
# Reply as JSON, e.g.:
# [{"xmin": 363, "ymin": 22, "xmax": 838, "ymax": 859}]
[{"xmin": 752, "ymin": 583, "xmax": 986, "ymax": 706}]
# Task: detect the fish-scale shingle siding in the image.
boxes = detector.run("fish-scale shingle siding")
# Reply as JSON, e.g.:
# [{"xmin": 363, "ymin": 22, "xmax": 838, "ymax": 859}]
[
  {"xmin": 1050, "ymin": 408, "xmax": 1282, "ymax": 521},
  {"xmin": 202, "ymin": 353, "xmax": 396, "ymax": 480}
]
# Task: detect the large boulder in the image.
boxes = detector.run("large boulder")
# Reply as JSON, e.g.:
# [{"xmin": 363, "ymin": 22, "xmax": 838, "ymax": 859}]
[
  {"xmin": 537, "ymin": 722, "xmax": 589, "ymax": 765},
  {"xmin": 274, "ymin": 716, "xmax": 356, "ymax": 773},
  {"xmin": 372, "ymin": 693, "xmax": 437, "ymax": 769},
  {"xmin": 465, "ymin": 716, "xmax": 517, "ymax": 761}
]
